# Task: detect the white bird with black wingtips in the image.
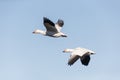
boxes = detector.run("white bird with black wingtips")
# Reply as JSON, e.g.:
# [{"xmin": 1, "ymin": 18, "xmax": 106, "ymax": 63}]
[
  {"xmin": 63, "ymin": 47, "xmax": 95, "ymax": 66},
  {"xmin": 33, "ymin": 17, "xmax": 67, "ymax": 38}
]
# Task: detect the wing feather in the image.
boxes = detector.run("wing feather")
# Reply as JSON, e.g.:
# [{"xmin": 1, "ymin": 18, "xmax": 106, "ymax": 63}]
[
  {"xmin": 43, "ymin": 17, "xmax": 58, "ymax": 32},
  {"xmin": 80, "ymin": 53, "xmax": 90, "ymax": 66},
  {"xmin": 68, "ymin": 55, "xmax": 80, "ymax": 66}
]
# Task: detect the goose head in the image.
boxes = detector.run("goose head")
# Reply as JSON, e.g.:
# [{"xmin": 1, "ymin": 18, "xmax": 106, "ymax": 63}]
[
  {"xmin": 33, "ymin": 29, "xmax": 46, "ymax": 35},
  {"xmin": 63, "ymin": 49, "xmax": 74, "ymax": 53}
]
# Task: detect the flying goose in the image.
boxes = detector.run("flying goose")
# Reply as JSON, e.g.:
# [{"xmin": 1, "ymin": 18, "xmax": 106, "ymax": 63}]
[
  {"xmin": 33, "ymin": 17, "xmax": 67, "ymax": 37},
  {"xmin": 63, "ymin": 47, "xmax": 95, "ymax": 66}
]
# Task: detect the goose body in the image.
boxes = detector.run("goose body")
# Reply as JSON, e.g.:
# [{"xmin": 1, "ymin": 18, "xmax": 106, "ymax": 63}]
[
  {"xmin": 33, "ymin": 17, "xmax": 67, "ymax": 38},
  {"xmin": 63, "ymin": 47, "xmax": 95, "ymax": 66}
]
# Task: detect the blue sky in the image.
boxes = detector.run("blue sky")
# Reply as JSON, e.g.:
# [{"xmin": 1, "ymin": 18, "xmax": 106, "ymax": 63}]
[{"xmin": 0, "ymin": 0, "xmax": 120, "ymax": 80}]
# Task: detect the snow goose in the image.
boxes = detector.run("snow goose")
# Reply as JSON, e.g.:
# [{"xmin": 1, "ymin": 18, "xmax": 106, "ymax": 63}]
[
  {"xmin": 63, "ymin": 47, "xmax": 95, "ymax": 66},
  {"xmin": 33, "ymin": 17, "xmax": 67, "ymax": 38}
]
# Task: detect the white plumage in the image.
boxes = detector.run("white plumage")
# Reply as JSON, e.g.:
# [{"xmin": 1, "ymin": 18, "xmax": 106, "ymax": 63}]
[
  {"xmin": 63, "ymin": 47, "xmax": 95, "ymax": 66},
  {"xmin": 33, "ymin": 17, "xmax": 67, "ymax": 38}
]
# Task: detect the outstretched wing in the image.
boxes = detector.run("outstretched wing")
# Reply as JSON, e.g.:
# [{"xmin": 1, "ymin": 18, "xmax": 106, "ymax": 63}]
[
  {"xmin": 80, "ymin": 53, "xmax": 90, "ymax": 66},
  {"xmin": 68, "ymin": 55, "xmax": 80, "ymax": 66},
  {"xmin": 43, "ymin": 17, "xmax": 58, "ymax": 32},
  {"xmin": 56, "ymin": 19, "xmax": 64, "ymax": 27},
  {"xmin": 55, "ymin": 19, "xmax": 64, "ymax": 32}
]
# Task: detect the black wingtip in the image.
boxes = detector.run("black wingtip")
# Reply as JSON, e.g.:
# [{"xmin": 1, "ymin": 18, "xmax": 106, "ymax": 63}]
[
  {"xmin": 43, "ymin": 17, "xmax": 49, "ymax": 21},
  {"xmin": 57, "ymin": 19, "xmax": 64, "ymax": 27},
  {"xmin": 81, "ymin": 54, "xmax": 90, "ymax": 66},
  {"xmin": 68, "ymin": 63, "xmax": 72, "ymax": 66}
]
